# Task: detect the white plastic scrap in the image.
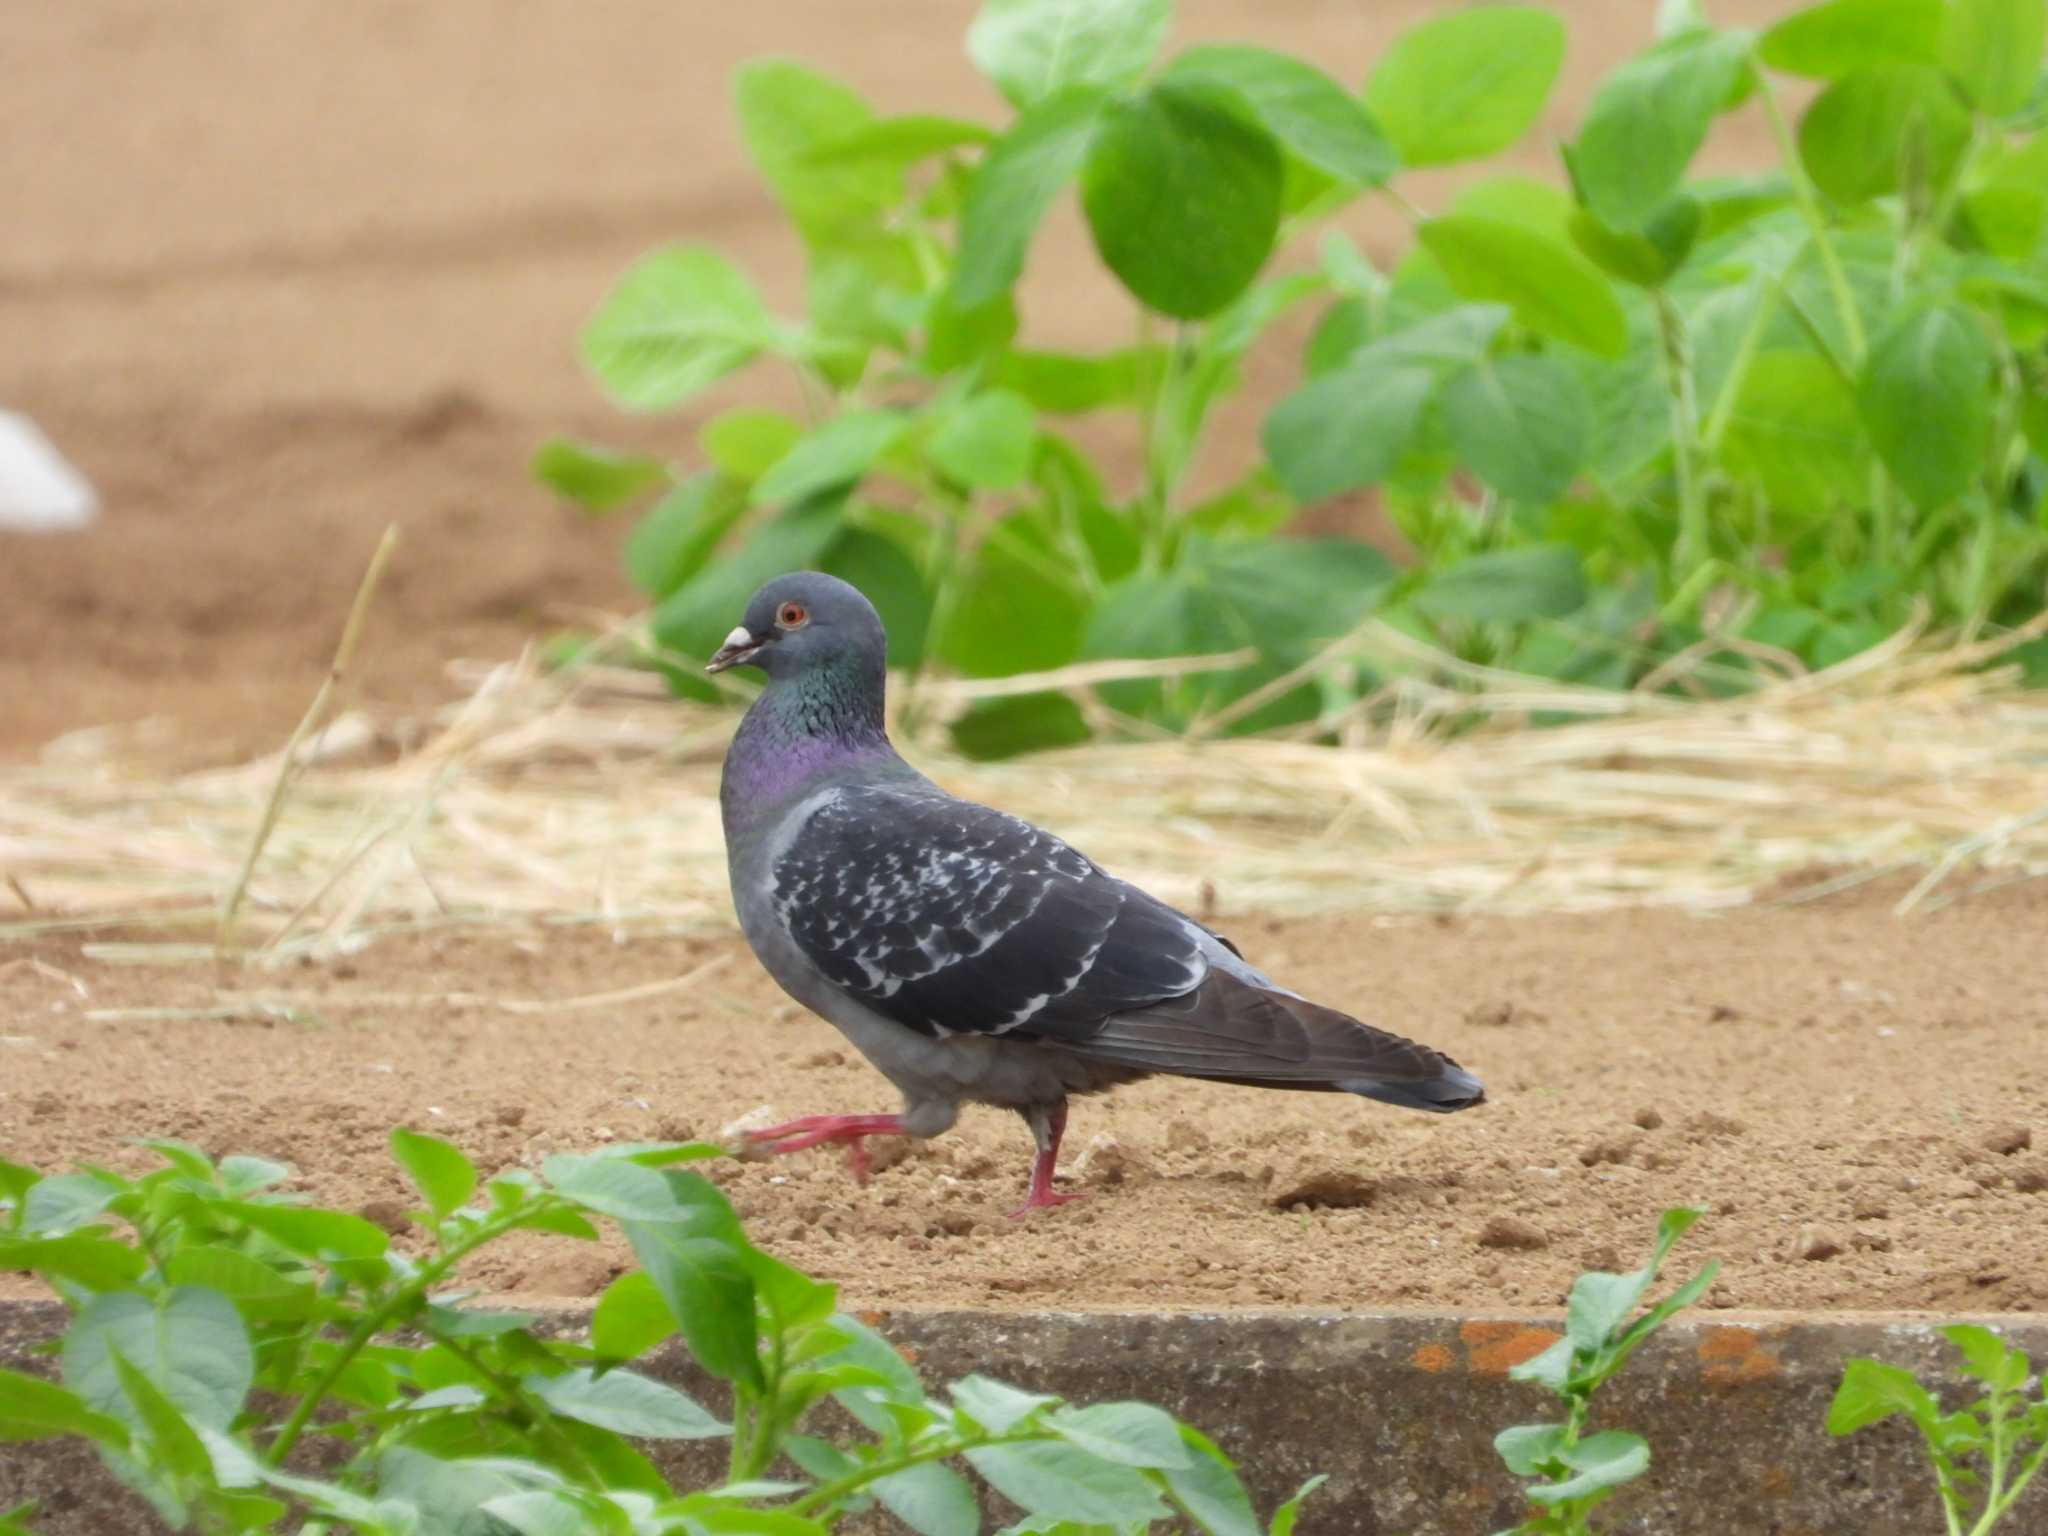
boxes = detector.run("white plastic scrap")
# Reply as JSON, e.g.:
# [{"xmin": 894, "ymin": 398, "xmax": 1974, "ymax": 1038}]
[{"xmin": 0, "ymin": 411, "xmax": 97, "ymax": 532}]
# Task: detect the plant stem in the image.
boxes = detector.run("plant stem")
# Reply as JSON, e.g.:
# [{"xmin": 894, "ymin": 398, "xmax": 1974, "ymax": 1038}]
[
  {"xmin": 1755, "ymin": 69, "xmax": 1865, "ymax": 366},
  {"xmin": 264, "ymin": 1200, "xmax": 538, "ymax": 1466},
  {"xmin": 432, "ymin": 1332, "xmax": 606, "ymax": 1487},
  {"xmin": 787, "ymin": 1429, "xmax": 1051, "ymax": 1517},
  {"xmin": 1655, "ymin": 292, "xmax": 1709, "ymax": 584}
]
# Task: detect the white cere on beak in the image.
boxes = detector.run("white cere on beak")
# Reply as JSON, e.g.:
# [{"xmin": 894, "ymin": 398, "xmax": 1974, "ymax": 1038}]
[{"xmin": 722, "ymin": 625, "xmax": 754, "ymax": 650}]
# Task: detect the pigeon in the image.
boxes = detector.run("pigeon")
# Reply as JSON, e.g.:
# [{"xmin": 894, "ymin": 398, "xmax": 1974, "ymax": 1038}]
[{"xmin": 711, "ymin": 572, "xmax": 1484, "ymax": 1216}]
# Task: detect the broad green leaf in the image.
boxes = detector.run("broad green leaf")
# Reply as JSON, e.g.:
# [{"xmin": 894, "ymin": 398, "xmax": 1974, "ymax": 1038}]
[
  {"xmin": 480, "ymin": 1490, "xmax": 593, "ymax": 1536},
  {"xmin": 1263, "ymin": 364, "xmax": 1436, "ymax": 501},
  {"xmin": 1508, "ymin": 1335, "xmax": 1576, "ymax": 1394},
  {"xmin": 1569, "ymin": 197, "xmax": 1703, "ymax": 287},
  {"xmin": 20, "ymin": 1172, "xmax": 120, "ymax": 1236},
  {"xmin": 1941, "ymin": 1324, "xmax": 2032, "ymax": 1391},
  {"xmin": 1566, "ymin": 1266, "xmax": 1657, "ymax": 1354},
  {"xmin": 530, "ymin": 439, "xmax": 665, "ymax": 513},
  {"xmin": 702, "ymin": 410, "xmax": 804, "ymax": 485},
  {"xmin": 1268, "ymin": 1474, "xmax": 1327, "ymax": 1536},
  {"xmin": 533, "ymin": 1366, "xmax": 728, "ymax": 1439},
  {"xmin": 1441, "ymin": 353, "xmax": 1590, "ymax": 503},
  {"xmin": 1527, "ymin": 1430, "xmax": 1651, "ymax": 1504},
  {"xmin": 819, "ymin": 524, "xmax": 933, "ymax": 668},
  {"xmin": 1827, "ymin": 1358, "xmax": 1940, "ymax": 1433},
  {"xmin": 1858, "ymin": 303, "xmax": 1993, "ymax": 509},
  {"xmin": 110, "ymin": 1350, "xmax": 216, "ymax": 1492},
  {"xmin": 377, "ymin": 1449, "xmax": 562, "ymax": 1534},
  {"xmin": 1571, "ymin": 28, "xmax": 1755, "ymax": 230},
  {"xmin": 735, "ymin": 60, "xmax": 898, "ymax": 245},
  {"xmin": 0, "ymin": 1233, "xmax": 145, "ymax": 1291},
  {"xmin": 930, "ymin": 389, "xmax": 1038, "ymax": 489},
  {"xmin": 1720, "ymin": 348, "xmax": 1867, "ymax": 517},
  {"xmin": 967, "ymin": 0, "xmax": 1170, "ymax": 109},
  {"xmin": 1080, "ymin": 81, "xmax": 1284, "ymax": 319},
  {"xmin": 1166, "ymin": 45, "xmax": 1396, "ymax": 186},
  {"xmin": 1759, "ymin": 0, "xmax": 1945, "ymax": 76},
  {"xmin": 64, "ymin": 1288, "xmax": 251, "ymax": 1433},
  {"xmin": 1495, "ymin": 1422, "xmax": 1568, "ymax": 1476},
  {"xmin": 872, "ymin": 1460, "xmax": 982, "ymax": 1536},
  {"xmin": 1418, "ymin": 216, "xmax": 1628, "ymax": 356},
  {"xmin": 217, "ymin": 1156, "xmax": 289, "ymax": 1197},
  {"xmin": 806, "ymin": 231, "xmax": 926, "ymax": 357},
  {"xmin": 804, "ymin": 114, "xmax": 996, "ymax": 167},
  {"xmin": 582, "ymin": 247, "xmax": 772, "ymax": 412},
  {"xmin": 952, "ymin": 90, "xmax": 1105, "ymax": 309},
  {"xmin": 1364, "ymin": 6, "xmax": 1566, "ymax": 167},
  {"xmin": 592, "ymin": 1271, "xmax": 676, "ymax": 1360},
  {"xmin": 625, "ymin": 475, "xmax": 750, "ymax": 603},
  {"xmin": 752, "ymin": 411, "xmax": 907, "ymax": 508},
  {"xmin": 136, "ymin": 1139, "xmax": 212, "ymax": 1181},
  {"xmin": 995, "ymin": 346, "xmax": 1165, "ymax": 413},
  {"xmin": 1414, "ymin": 546, "xmax": 1589, "ymax": 624},
  {"xmin": 0, "ymin": 1367, "xmax": 129, "ymax": 1445},
  {"xmin": 951, "ymin": 1373, "xmax": 1059, "ymax": 1433},
  {"xmin": 1047, "ymin": 1402, "xmax": 1192, "ymax": 1468},
  {"xmin": 950, "ymin": 694, "xmax": 1092, "ymax": 758},
  {"xmin": 742, "ymin": 1246, "xmax": 838, "ymax": 1332},
  {"xmin": 161, "ymin": 1246, "xmax": 314, "ymax": 1320},
  {"xmin": 390, "ymin": 1128, "xmax": 476, "ymax": 1222},
  {"xmin": 926, "ymin": 290, "xmax": 1020, "ymax": 372},
  {"xmin": 1185, "ymin": 469, "xmax": 1297, "ymax": 541},
  {"xmin": 1797, "ymin": 65, "xmax": 1971, "ymax": 204},
  {"xmin": 1943, "ymin": 0, "xmax": 2048, "ymax": 112},
  {"xmin": 935, "ymin": 513, "xmax": 1088, "ymax": 677},
  {"xmin": 220, "ymin": 1202, "xmax": 389, "ymax": 1262},
  {"xmin": 650, "ymin": 492, "xmax": 846, "ymax": 661},
  {"xmin": 623, "ymin": 1224, "xmax": 761, "ymax": 1391},
  {"xmin": 966, "ymin": 1440, "xmax": 1169, "ymax": 1525},
  {"xmin": 542, "ymin": 1153, "xmax": 687, "ymax": 1223},
  {"xmin": 1163, "ymin": 1425, "xmax": 1259, "ymax": 1536}
]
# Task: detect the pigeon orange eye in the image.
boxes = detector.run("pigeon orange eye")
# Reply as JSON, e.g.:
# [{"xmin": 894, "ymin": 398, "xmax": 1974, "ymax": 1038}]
[{"xmin": 777, "ymin": 601, "xmax": 809, "ymax": 629}]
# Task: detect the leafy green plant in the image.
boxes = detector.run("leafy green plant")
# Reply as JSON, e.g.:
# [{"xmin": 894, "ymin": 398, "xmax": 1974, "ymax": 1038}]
[
  {"xmin": 1491, "ymin": 1207, "xmax": 1719, "ymax": 1534},
  {"xmin": 1829, "ymin": 1324, "xmax": 2048, "ymax": 1535},
  {"xmin": 546, "ymin": 0, "xmax": 2048, "ymax": 748},
  {"xmin": 0, "ymin": 1138, "xmax": 1314, "ymax": 1535}
]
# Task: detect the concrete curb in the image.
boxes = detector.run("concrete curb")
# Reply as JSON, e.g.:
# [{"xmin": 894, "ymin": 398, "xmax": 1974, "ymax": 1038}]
[{"xmin": 4, "ymin": 1300, "xmax": 2044, "ymax": 1534}]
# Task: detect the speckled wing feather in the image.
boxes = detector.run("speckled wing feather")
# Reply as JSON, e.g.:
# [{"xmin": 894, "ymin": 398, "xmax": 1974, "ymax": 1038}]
[{"xmin": 771, "ymin": 784, "xmax": 1208, "ymax": 1040}]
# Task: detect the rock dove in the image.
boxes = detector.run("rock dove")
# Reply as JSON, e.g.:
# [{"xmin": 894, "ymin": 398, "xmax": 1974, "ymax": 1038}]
[{"xmin": 711, "ymin": 572, "xmax": 1484, "ymax": 1216}]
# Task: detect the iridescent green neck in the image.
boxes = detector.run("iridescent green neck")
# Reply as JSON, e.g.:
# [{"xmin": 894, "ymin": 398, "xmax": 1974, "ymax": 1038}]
[{"xmin": 721, "ymin": 655, "xmax": 897, "ymax": 823}]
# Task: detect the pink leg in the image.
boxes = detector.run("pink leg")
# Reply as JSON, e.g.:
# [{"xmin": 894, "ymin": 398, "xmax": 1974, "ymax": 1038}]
[
  {"xmin": 1007, "ymin": 1102, "xmax": 1085, "ymax": 1219},
  {"xmin": 744, "ymin": 1114, "xmax": 906, "ymax": 1184}
]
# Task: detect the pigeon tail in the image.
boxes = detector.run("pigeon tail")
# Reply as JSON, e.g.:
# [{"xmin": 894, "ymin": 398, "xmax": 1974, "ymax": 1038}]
[{"xmin": 1339, "ymin": 1062, "xmax": 1485, "ymax": 1113}]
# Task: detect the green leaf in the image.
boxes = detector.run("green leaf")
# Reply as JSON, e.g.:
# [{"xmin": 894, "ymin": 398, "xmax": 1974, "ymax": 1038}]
[
  {"xmin": 1943, "ymin": 0, "xmax": 2048, "ymax": 113},
  {"xmin": 217, "ymin": 1156, "xmax": 289, "ymax": 1197},
  {"xmin": 1509, "ymin": 1335, "xmax": 1576, "ymax": 1395},
  {"xmin": 480, "ymin": 1489, "xmax": 594, "ymax": 1536},
  {"xmin": 951, "ymin": 90, "xmax": 1105, "ymax": 309},
  {"xmin": 804, "ymin": 114, "xmax": 996, "ymax": 167},
  {"xmin": 1827, "ymin": 1358, "xmax": 1940, "ymax": 1434},
  {"xmin": 220, "ymin": 1201, "xmax": 389, "ymax": 1262},
  {"xmin": 1364, "ymin": 6, "xmax": 1566, "ymax": 167},
  {"xmin": 1441, "ymin": 353, "xmax": 1590, "ymax": 503},
  {"xmin": 1080, "ymin": 81, "xmax": 1284, "ymax": 319},
  {"xmin": 872, "ymin": 1460, "xmax": 982, "ymax": 1536},
  {"xmin": 1720, "ymin": 348, "xmax": 1867, "ymax": 517},
  {"xmin": 995, "ymin": 346, "xmax": 1164, "ymax": 413},
  {"xmin": 930, "ymin": 390, "xmax": 1039, "ymax": 489},
  {"xmin": 1571, "ymin": 29, "xmax": 1754, "ymax": 230},
  {"xmin": 0, "ymin": 1233, "xmax": 145, "ymax": 1292},
  {"xmin": 0, "ymin": 1367, "xmax": 129, "ymax": 1445},
  {"xmin": 1941, "ymin": 1324, "xmax": 2032, "ymax": 1392},
  {"xmin": 935, "ymin": 513, "xmax": 1088, "ymax": 677},
  {"xmin": 109, "ymin": 1349, "xmax": 216, "ymax": 1492},
  {"xmin": 1759, "ymin": 0, "xmax": 1945, "ymax": 77},
  {"xmin": 1858, "ymin": 303, "xmax": 1993, "ymax": 509},
  {"xmin": 1047, "ymin": 1402, "xmax": 1192, "ymax": 1468},
  {"xmin": 1267, "ymin": 1474, "xmax": 1327, "ymax": 1536},
  {"xmin": 949, "ymin": 693, "xmax": 1091, "ymax": 758},
  {"xmin": 1570, "ymin": 196, "xmax": 1703, "ymax": 287},
  {"xmin": 966, "ymin": 1440, "xmax": 1169, "ymax": 1526},
  {"xmin": 136, "ymin": 1139, "xmax": 212, "ymax": 1181},
  {"xmin": 967, "ymin": 0, "xmax": 1171, "ymax": 109},
  {"xmin": 752, "ymin": 411, "xmax": 907, "ymax": 508},
  {"xmin": 625, "ymin": 475, "xmax": 749, "ymax": 602},
  {"xmin": 1797, "ymin": 64, "xmax": 1970, "ymax": 204},
  {"xmin": 1163, "ymin": 1425, "xmax": 1259, "ymax": 1536},
  {"xmin": 20, "ymin": 1172, "xmax": 120, "ymax": 1236},
  {"xmin": 1527, "ymin": 1430, "xmax": 1650, "ymax": 1505},
  {"xmin": 389, "ymin": 1129, "xmax": 476, "ymax": 1223},
  {"xmin": 702, "ymin": 409, "xmax": 804, "ymax": 484},
  {"xmin": 819, "ymin": 525, "xmax": 933, "ymax": 669},
  {"xmin": 1419, "ymin": 217, "xmax": 1627, "ymax": 357},
  {"xmin": 1166, "ymin": 45, "xmax": 1396, "ymax": 186},
  {"xmin": 1414, "ymin": 546, "xmax": 1589, "ymax": 624},
  {"xmin": 542, "ymin": 1153, "xmax": 686, "ymax": 1223},
  {"xmin": 377, "ymin": 1449, "xmax": 562, "ymax": 1533},
  {"xmin": 530, "ymin": 439, "xmax": 666, "ymax": 513},
  {"xmin": 581, "ymin": 246, "xmax": 773, "ymax": 412},
  {"xmin": 161, "ymin": 1246, "xmax": 314, "ymax": 1320},
  {"xmin": 533, "ymin": 1366, "xmax": 728, "ymax": 1440},
  {"xmin": 1264, "ymin": 364, "xmax": 1436, "ymax": 501},
  {"xmin": 650, "ymin": 493, "xmax": 846, "ymax": 661},
  {"xmin": 743, "ymin": 1246, "xmax": 838, "ymax": 1332},
  {"xmin": 952, "ymin": 1374, "xmax": 1059, "ymax": 1433},
  {"xmin": 735, "ymin": 60, "xmax": 898, "ymax": 245},
  {"xmin": 64, "ymin": 1288, "xmax": 251, "ymax": 1433},
  {"xmin": 1495, "ymin": 1422, "xmax": 1568, "ymax": 1476},
  {"xmin": 623, "ymin": 1224, "xmax": 762, "ymax": 1392},
  {"xmin": 592, "ymin": 1270, "xmax": 677, "ymax": 1360}
]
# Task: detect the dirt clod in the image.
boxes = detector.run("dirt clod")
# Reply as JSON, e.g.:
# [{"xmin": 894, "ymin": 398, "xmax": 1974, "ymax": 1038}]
[
  {"xmin": 1477, "ymin": 1215, "xmax": 1549, "ymax": 1251},
  {"xmin": 1632, "ymin": 1107, "xmax": 1664, "ymax": 1131},
  {"xmin": 358, "ymin": 1199, "xmax": 410, "ymax": 1235},
  {"xmin": 1792, "ymin": 1227, "xmax": 1846, "ymax": 1262},
  {"xmin": 1980, "ymin": 1124, "xmax": 2032, "ymax": 1156},
  {"xmin": 1269, "ymin": 1166, "xmax": 1376, "ymax": 1211}
]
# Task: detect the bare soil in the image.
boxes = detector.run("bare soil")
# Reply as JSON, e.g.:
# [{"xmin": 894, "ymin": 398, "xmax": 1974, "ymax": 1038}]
[{"xmin": 5, "ymin": 878, "xmax": 2045, "ymax": 1313}]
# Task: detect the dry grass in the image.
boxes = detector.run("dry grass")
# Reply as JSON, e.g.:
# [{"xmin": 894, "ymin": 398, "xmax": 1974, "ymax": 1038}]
[{"xmin": 6, "ymin": 609, "xmax": 2048, "ymax": 960}]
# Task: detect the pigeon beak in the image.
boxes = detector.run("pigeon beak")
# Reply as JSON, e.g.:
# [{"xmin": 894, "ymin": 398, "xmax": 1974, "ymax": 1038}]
[{"xmin": 705, "ymin": 625, "xmax": 765, "ymax": 674}]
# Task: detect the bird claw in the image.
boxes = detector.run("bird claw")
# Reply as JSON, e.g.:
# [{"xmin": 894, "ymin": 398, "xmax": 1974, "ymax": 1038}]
[
  {"xmin": 1006, "ymin": 1188, "xmax": 1086, "ymax": 1220},
  {"xmin": 741, "ymin": 1114, "xmax": 905, "ymax": 1184}
]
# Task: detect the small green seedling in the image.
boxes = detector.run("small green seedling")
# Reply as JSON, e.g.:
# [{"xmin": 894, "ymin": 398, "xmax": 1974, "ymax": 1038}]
[
  {"xmin": 1828, "ymin": 1325, "xmax": 2048, "ymax": 1536},
  {"xmin": 1492, "ymin": 1206, "xmax": 1719, "ymax": 1534}
]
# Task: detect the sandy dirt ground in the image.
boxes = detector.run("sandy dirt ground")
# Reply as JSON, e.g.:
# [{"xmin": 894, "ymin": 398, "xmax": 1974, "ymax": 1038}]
[
  {"xmin": 11, "ymin": 2, "xmax": 2038, "ymax": 1318},
  {"xmin": 4, "ymin": 878, "xmax": 2044, "ymax": 1313}
]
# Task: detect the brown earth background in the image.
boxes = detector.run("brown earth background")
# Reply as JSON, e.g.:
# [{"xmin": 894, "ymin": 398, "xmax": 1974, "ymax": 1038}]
[{"xmin": 3, "ymin": 1, "xmax": 2044, "ymax": 1315}]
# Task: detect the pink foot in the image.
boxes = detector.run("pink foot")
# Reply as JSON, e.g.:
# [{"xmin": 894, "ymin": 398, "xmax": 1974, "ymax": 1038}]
[
  {"xmin": 1006, "ymin": 1102, "xmax": 1084, "ymax": 1218},
  {"xmin": 744, "ymin": 1114, "xmax": 906, "ymax": 1185},
  {"xmin": 1006, "ymin": 1184, "xmax": 1086, "ymax": 1220}
]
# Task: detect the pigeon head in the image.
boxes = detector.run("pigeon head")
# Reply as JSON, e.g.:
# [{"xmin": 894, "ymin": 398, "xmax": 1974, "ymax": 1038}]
[{"xmin": 705, "ymin": 571, "xmax": 886, "ymax": 683}]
